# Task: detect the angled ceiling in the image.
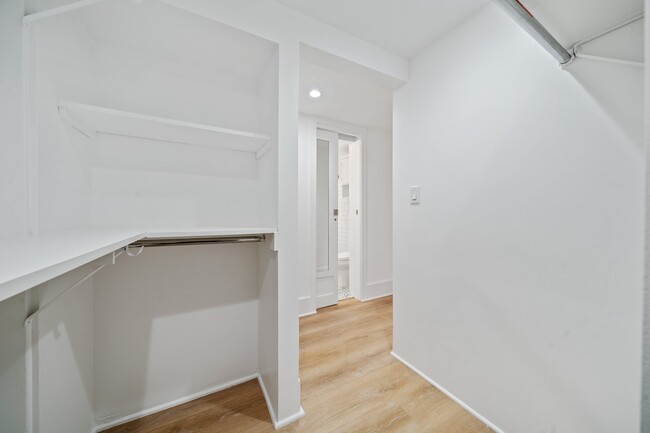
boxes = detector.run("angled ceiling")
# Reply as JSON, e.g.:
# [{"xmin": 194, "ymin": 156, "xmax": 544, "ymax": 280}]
[
  {"xmin": 273, "ymin": 0, "xmax": 489, "ymax": 59},
  {"xmin": 523, "ymin": 0, "xmax": 643, "ymax": 48}
]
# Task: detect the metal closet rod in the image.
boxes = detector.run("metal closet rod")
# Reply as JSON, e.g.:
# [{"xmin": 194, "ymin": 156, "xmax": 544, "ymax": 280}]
[
  {"xmin": 128, "ymin": 235, "xmax": 266, "ymax": 249},
  {"xmin": 492, "ymin": 0, "xmax": 573, "ymax": 65}
]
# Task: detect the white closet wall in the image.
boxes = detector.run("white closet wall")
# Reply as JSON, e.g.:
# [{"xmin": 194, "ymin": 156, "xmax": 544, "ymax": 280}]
[
  {"xmin": 393, "ymin": 4, "xmax": 644, "ymax": 433},
  {"xmin": 24, "ymin": 0, "xmax": 282, "ymax": 430},
  {"xmin": 93, "ymin": 244, "xmax": 260, "ymax": 422},
  {"xmin": 35, "ymin": 1, "xmax": 279, "ymax": 231}
]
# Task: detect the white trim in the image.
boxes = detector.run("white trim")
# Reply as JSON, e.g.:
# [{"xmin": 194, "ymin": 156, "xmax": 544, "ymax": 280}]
[
  {"xmin": 299, "ymin": 310, "xmax": 317, "ymax": 318},
  {"xmin": 362, "ymin": 280, "xmax": 392, "ymax": 302},
  {"xmin": 275, "ymin": 406, "xmax": 305, "ymax": 429},
  {"xmin": 94, "ymin": 374, "xmax": 259, "ymax": 432},
  {"xmin": 390, "ymin": 351, "xmax": 507, "ymax": 433},
  {"xmin": 298, "ymin": 295, "xmax": 316, "ymax": 317},
  {"xmin": 256, "ymin": 374, "xmax": 304, "ymax": 429},
  {"xmin": 362, "ymin": 292, "xmax": 393, "ymax": 302},
  {"xmin": 315, "ymin": 292, "xmax": 337, "ymax": 309},
  {"xmin": 257, "ymin": 374, "xmax": 278, "ymax": 426}
]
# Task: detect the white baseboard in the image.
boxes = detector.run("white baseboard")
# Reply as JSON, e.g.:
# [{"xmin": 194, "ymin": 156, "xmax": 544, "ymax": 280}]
[
  {"xmin": 362, "ymin": 280, "xmax": 393, "ymax": 302},
  {"xmin": 300, "ymin": 310, "xmax": 317, "ymax": 318},
  {"xmin": 257, "ymin": 375, "xmax": 305, "ymax": 429},
  {"xmin": 299, "ymin": 296, "xmax": 315, "ymax": 317},
  {"xmin": 390, "ymin": 351, "xmax": 506, "ymax": 433},
  {"xmin": 94, "ymin": 374, "xmax": 258, "ymax": 432},
  {"xmin": 257, "ymin": 374, "xmax": 278, "ymax": 426},
  {"xmin": 275, "ymin": 406, "xmax": 305, "ymax": 429}
]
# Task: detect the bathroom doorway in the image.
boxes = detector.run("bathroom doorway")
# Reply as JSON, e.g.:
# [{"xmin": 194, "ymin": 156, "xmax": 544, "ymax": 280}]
[
  {"xmin": 336, "ymin": 134, "xmax": 361, "ymax": 301},
  {"xmin": 314, "ymin": 126, "xmax": 363, "ymax": 309}
]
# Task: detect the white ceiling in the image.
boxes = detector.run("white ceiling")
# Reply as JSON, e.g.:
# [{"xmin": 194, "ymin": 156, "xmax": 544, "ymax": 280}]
[
  {"xmin": 273, "ymin": 0, "xmax": 489, "ymax": 59},
  {"xmin": 524, "ymin": 0, "xmax": 644, "ymax": 48},
  {"xmin": 300, "ymin": 60, "xmax": 392, "ymax": 130}
]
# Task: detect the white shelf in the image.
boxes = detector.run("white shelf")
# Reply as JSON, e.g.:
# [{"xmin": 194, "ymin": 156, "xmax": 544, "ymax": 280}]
[
  {"xmin": 58, "ymin": 101, "xmax": 273, "ymax": 159},
  {"xmin": 0, "ymin": 227, "xmax": 277, "ymax": 304},
  {"xmin": 0, "ymin": 228, "xmax": 145, "ymax": 304}
]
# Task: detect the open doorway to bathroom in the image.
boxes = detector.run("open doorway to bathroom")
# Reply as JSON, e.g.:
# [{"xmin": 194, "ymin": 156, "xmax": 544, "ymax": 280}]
[{"xmin": 314, "ymin": 127, "xmax": 362, "ymax": 308}]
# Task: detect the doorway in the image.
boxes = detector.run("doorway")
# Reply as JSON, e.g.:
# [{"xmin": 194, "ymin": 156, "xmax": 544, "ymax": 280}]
[{"xmin": 315, "ymin": 127, "xmax": 362, "ymax": 309}]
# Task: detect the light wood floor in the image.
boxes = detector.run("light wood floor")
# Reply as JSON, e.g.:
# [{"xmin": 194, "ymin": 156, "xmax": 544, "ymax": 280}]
[{"xmin": 106, "ymin": 296, "xmax": 492, "ymax": 433}]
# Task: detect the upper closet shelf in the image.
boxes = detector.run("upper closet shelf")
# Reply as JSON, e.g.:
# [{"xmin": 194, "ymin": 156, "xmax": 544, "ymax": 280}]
[{"xmin": 58, "ymin": 102, "xmax": 274, "ymax": 160}]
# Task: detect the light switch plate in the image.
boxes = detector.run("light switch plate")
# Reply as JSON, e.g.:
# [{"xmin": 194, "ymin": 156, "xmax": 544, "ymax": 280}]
[{"xmin": 410, "ymin": 185, "xmax": 420, "ymax": 205}]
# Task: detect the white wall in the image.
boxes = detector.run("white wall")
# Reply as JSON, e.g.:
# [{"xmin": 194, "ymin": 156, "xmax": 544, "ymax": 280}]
[
  {"xmin": 34, "ymin": 10, "xmax": 279, "ymax": 232},
  {"xmin": 93, "ymin": 244, "xmax": 260, "ymax": 423},
  {"xmin": 257, "ymin": 238, "xmax": 279, "ymax": 421},
  {"xmin": 0, "ymin": 3, "xmax": 29, "ymax": 432},
  {"xmin": 35, "ymin": 15, "xmax": 95, "ymax": 232},
  {"xmin": 0, "ymin": 294, "xmax": 28, "ymax": 433},
  {"xmin": 364, "ymin": 128, "xmax": 393, "ymax": 299},
  {"xmin": 0, "ymin": 0, "xmax": 27, "ymax": 237},
  {"xmin": 393, "ymin": 5, "xmax": 644, "ymax": 433},
  {"xmin": 37, "ymin": 266, "xmax": 96, "ymax": 433},
  {"xmin": 642, "ymin": 0, "xmax": 650, "ymax": 430}
]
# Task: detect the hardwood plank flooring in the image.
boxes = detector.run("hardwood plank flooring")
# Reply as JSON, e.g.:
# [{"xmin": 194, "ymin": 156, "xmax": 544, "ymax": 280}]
[{"xmin": 105, "ymin": 296, "xmax": 493, "ymax": 433}]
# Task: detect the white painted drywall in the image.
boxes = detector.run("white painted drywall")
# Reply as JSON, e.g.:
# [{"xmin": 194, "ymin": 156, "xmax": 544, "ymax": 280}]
[
  {"xmin": 258, "ymin": 238, "xmax": 279, "ymax": 421},
  {"xmin": 0, "ymin": 294, "xmax": 28, "ymax": 433},
  {"xmin": 35, "ymin": 15, "xmax": 94, "ymax": 232},
  {"xmin": 37, "ymin": 265, "xmax": 96, "ymax": 433},
  {"xmin": 0, "ymin": 0, "xmax": 27, "ymax": 237},
  {"xmin": 364, "ymin": 128, "xmax": 393, "ymax": 299},
  {"xmin": 642, "ymin": 1, "xmax": 650, "ymax": 431},
  {"xmin": 34, "ymin": 8, "xmax": 279, "ymax": 231},
  {"xmin": 275, "ymin": 40, "xmax": 302, "ymax": 422},
  {"xmin": 393, "ymin": 4, "xmax": 644, "ymax": 433},
  {"xmin": 93, "ymin": 244, "xmax": 259, "ymax": 422}
]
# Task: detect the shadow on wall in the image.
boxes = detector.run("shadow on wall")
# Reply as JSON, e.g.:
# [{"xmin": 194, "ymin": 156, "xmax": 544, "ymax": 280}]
[
  {"xmin": 92, "ymin": 242, "xmax": 261, "ymax": 425},
  {"xmin": 566, "ymin": 59, "xmax": 644, "ymax": 147}
]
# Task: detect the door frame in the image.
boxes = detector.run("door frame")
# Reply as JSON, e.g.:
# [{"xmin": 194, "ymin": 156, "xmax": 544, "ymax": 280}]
[{"xmin": 304, "ymin": 116, "xmax": 368, "ymax": 314}]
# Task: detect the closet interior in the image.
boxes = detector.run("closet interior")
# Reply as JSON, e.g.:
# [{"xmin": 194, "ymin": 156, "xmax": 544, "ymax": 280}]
[{"xmin": 4, "ymin": 0, "xmax": 285, "ymax": 431}]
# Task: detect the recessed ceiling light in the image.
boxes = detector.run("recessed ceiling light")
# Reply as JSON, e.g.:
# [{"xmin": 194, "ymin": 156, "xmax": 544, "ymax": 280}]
[{"xmin": 309, "ymin": 89, "xmax": 321, "ymax": 98}]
